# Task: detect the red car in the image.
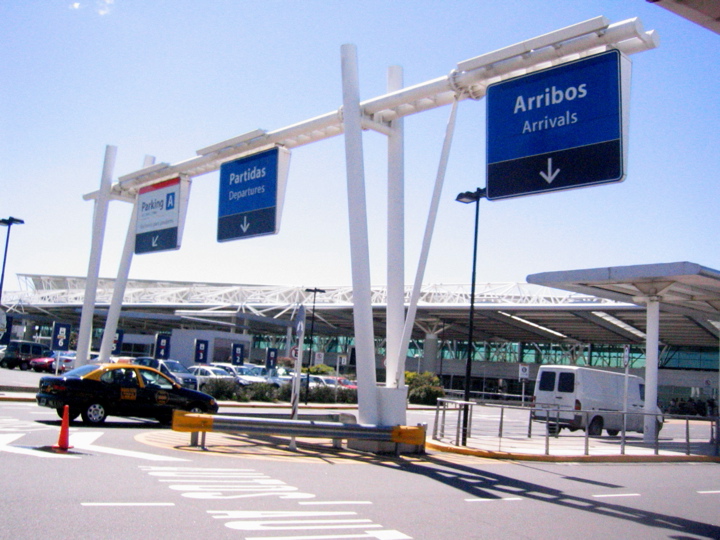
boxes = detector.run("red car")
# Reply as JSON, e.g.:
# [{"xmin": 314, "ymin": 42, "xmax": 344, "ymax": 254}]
[
  {"xmin": 29, "ymin": 355, "xmax": 56, "ymax": 373},
  {"xmin": 30, "ymin": 352, "xmax": 78, "ymax": 373}
]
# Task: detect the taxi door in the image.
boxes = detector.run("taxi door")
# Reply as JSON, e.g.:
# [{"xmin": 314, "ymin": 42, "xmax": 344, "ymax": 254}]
[
  {"xmin": 135, "ymin": 367, "xmax": 179, "ymax": 420},
  {"xmin": 99, "ymin": 367, "xmax": 143, "ymax": 416}
]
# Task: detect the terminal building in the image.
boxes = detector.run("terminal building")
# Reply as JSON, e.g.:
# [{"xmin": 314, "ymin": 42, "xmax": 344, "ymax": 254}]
[{"xmin": 3, "ymin": 263, "xmax": 718, "ymax": 411}]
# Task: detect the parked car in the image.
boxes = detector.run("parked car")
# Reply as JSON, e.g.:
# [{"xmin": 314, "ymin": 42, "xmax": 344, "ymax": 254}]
[
  {"xmin": 0, "ymin": 340, "xmax": 53, "ymax": 370},
  {"xmin": 50, "ymin": 351, "xmax": 99, "ymax": 373},
  {"xmin": 268, "ymin": 373, "xmax": 324, "ymax": 389},
  {"xmin": 131, "ymin": 357, "xmax": 198, "ymax": 390},
  {"xmin": 30, "ymin": 354, "xmax": 57, "ymax": 372},
  {"xmin": 188, "ymin": 364, "xmax": 239, "ymax": 392},
  {"xmin": 35, "ymin": 363, "xmax": 218, "ymax": 425},
  {"xmin": 316, "ymin": 375, "xmax": 357, "ymax": 389},
  {"xmin": 211, "ymin": 363, "xmax": 257, "ymax": 386},
  {"xmin": 226, "ymin": 364, "xmax": 293, "ymax": 385}
]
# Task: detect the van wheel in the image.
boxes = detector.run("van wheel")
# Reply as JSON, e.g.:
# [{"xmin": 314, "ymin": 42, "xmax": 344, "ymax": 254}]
[
  {"xmin": 606, "ymin": 429, "xmax": 619, "ymax": 437},
  {"xmin": 19, "ymin": 361, "xmax": 30, "ymax": 371},
  {"xmin": 587, "ymin": 416, "xmax": 603, "ymax": 437},
  {"xmin": 547, "ymin": 423, "xmax": 560, "ymax": 435},
  {"xmin": 0, "ymin": 359, "xmax": 9, "ymax": 369}
]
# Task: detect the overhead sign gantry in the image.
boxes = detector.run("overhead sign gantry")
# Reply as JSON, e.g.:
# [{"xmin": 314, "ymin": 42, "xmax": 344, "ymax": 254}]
[{"xmin": 79, "ymin": 16, "xmax": 658, "ymax": 430}]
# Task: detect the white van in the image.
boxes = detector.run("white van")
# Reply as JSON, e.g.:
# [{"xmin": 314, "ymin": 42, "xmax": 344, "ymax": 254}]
[{"xmin": 532, "ymin": 365, "xmax": 660, "ymax": 436}]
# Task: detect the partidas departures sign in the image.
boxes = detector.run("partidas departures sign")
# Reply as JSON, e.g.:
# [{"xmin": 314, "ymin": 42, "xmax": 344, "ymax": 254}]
[{"xmin": 217, "ymin": 146, "xmax": 291, "ymax": 242}]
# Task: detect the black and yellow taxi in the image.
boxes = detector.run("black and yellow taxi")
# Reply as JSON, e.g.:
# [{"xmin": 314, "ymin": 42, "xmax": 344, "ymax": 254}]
[{"xmin": 36, "ymin": 363, "xmax": 218, "ymax": 425}]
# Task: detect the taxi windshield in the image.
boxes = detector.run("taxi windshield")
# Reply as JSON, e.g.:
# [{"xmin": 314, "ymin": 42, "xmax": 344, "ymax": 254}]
[{"xmin": 63, "ymin": 364, "xmax": 101, "ymax": 378}]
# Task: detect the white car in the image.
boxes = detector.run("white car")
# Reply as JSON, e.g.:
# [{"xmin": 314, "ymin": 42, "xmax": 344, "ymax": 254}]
[{"xmin": 188, "ymin": 364, "xmax": 238, "ymax": 392}]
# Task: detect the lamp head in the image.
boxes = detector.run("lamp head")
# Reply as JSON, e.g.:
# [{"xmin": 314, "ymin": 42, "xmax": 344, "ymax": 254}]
[
  {"xmin": 0, "ymin": 217, "xmax": 24, "ymax": 226},
  {"xmin": 455, "ymin": 188, "xmax": 486, "ymax": 204}
]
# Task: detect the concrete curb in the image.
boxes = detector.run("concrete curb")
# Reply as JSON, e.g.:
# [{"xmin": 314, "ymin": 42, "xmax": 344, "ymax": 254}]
[{"xmin": 425, "ymin": 439, "xmax": 720, "ymax": 463}]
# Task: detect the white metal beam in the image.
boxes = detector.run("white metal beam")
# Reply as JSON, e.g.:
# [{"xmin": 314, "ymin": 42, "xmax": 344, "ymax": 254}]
[{"xmin": 83, "ymin": 17, "xmax": 657, "ymax": 200}]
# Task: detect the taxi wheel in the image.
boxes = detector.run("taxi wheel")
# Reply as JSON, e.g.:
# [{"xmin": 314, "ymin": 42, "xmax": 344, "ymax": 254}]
[
  {"xmin": 81, "ymin": 403, "xmax": 107, "ymax": 425},
  {"xmin": 189, "ymin": 404, "xmax": 207, "ymax": 414}
]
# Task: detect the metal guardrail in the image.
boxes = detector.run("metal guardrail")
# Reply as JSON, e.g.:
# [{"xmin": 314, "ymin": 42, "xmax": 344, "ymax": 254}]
[
  {"xmin": 172, "ymin": 410, "xmax": 427, "ymax": 452},
  {"xmin": 433, "ymin": 398, "xmax": 475, "ymax": 446},
  {"xmin": 433, "ymin": 400, "xmax": 720, "ymax": 457}
]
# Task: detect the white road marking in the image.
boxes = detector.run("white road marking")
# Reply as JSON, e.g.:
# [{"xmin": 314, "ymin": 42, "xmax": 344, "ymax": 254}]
[
  {"xmin": 71, "ymin": 432, "xmax": 188, "ymax": 461},
  {"xmin": 246, "ymin": 531, "xmax": 411, "ymax": 540},
  {"xmin": 592, "ymin": 493, "xmax": 641, "ymax": 499},
  {"xmin": 465, "ymin": 497, "xmax": 523, "ymax": 502},
  {"xmin": 82, "ymin": 502, "xmax": 175, "ymax": 507},
  {"xmin": 0, "ymin": 433, "xmax": 79, "ymax": 458},
  {"xmin": 299, "ymin": 501, "xmax": 373, "ymax": 506},
  {"xmin": 698, "ymin": 490, "xmax": 720, "ymax": 494}
]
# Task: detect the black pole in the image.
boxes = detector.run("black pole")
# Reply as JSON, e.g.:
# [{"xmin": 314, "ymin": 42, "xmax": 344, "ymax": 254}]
[
  {"xmin": 304, "ymin": 287, "xmax": 326, "ymax": 404},
  {"xmin": 455, "ymin": 189, "xmax": 484, "ymax": 446},
  {"xmin": 0, "ymin": 217, "xmax": 24, "ymax": 306}
]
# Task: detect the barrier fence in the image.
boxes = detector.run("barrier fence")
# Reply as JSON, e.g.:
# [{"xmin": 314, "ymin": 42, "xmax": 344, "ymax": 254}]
[{"xmin": 433, "ymin": 399, "xmax": 720, "ymax": 457}]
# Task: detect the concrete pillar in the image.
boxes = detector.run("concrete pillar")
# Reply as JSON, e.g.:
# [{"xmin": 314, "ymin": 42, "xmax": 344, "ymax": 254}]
[
  {"xmin": 644, "ymin": 296, "xmax": 660, "ymax": 443},
  {"xmin": 424, "ymin": 333, "xmax": 439, "ymax": 374}
]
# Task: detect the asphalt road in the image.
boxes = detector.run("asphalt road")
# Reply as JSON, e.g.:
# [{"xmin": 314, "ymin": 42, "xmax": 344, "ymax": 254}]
[{"xmin": 1, "ymin": 395, "xmax": 719, "ymax": 540}]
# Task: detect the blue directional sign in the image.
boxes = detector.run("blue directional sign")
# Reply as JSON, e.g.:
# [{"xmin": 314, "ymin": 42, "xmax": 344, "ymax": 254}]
[
  {"xmin": 265, "ymin": 347, "xmax": 278, "ymax": 370},
  {"xmin": 194, "ymin": 339, "xmax": 209, "ymax": 364},
  {"xmin": 218, "ymin": 146, "xmax": 290, "ymax": 242},
  {"xmin": 136, "ymin": 177, "xmax": 185, "ymax": 254},
  {"xmin": 486, "ymin": 50, "xmax": 627, "ymax": 200},
  {"xmin": 231, "ymin": 343, "xmax": 245, "ymax": 366},
  {"xmin": 52, "ymin": 323, "xmax": 71, "ymax": 351},
  {"xmin": 0, "ymin": 316, "xmax": 13, "ymax": 345},
  {"xmin": 155, "ymin": 333, "xmax": 171, "ymax": 360}
]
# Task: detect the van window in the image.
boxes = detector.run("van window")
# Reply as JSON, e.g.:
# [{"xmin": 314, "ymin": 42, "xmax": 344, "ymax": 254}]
[
  {"xmin": 558, "ymin": 372, "xmax": 575, "ymax": 393},
  {"xmin": 639, "ymin": 383, "xmax": 645, "ymax": 401},
  {"xmin": 538, "ymin": 371, "xmax": 556, "ymax": 391}
]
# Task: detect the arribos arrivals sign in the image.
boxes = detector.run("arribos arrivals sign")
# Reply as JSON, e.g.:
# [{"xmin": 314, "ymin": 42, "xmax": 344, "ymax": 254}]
[{"xmin": 486, "ymin": 50, "xmax": 630, "ymax": 200}]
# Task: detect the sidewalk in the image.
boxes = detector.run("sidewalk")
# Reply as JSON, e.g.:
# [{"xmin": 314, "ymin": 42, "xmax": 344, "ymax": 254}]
[{"xmin": 426, "ymin": 405, "xmax": 720, "ymax": 462}]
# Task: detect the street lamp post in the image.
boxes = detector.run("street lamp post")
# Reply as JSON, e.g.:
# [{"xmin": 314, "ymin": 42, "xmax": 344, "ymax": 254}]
[
  {"xmin": 304, "ymin": 287, "xmax": 326, "ymax": 403},
  {"xmin": 455, "ymin": 188, "xmax": 485, "ymax": 445},
  {"xmin": 0, "ymin": 217, "xmax": 25, "ymax": 306}
]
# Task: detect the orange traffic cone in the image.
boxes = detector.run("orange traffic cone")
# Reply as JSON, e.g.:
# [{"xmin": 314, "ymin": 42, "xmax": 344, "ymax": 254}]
[{"xmin": 53, "ymin": 405, "xmax": 73, "ymax": 451}]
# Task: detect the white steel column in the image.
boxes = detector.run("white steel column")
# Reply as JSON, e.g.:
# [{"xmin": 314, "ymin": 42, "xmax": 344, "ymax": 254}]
[
  {"xmin": 98, "ymin": 155, "xmax": 155, "ymax": 362},
  {"xmin": 385, "ymin": 65, "xmax": 405, "ymax": 389},
  {"xmin": 394, "ymin": 99, "xmax": 459, "ymax": 386},
  {"xmin": 76, "ymin": 145, "xmax": 117, "ymax": 365},
  {"xmin": 643, "ymin": 296, "xmax": 660, "ymax": 442},
  {"xmin": 341, "ymin": 43, "xmax": 378, "ymax": 424}
]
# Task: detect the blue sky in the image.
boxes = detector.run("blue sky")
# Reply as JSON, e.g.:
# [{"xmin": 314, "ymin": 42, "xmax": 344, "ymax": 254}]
[{"xmin": 1, "ymin": 1, "xmax": 718, "ymax": 293}]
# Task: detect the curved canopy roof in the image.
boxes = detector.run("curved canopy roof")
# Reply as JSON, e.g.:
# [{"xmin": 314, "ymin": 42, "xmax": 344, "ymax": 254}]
[{"xmin": 4, "ymin": 266, "xmax": 719, "ymax": 349}]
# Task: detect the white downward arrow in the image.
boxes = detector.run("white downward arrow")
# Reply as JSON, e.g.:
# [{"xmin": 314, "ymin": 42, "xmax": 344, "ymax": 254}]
[
  {"xmin": 240, "ymin": 216, "xmax": 250, "ymax": 233},
  {"xmin": 539, "ymin": 158, "xmax": 560, "ymax": 184},
  {"xmin": 151, "ymin": 235, "xmax": 159, "ymax": 247}
]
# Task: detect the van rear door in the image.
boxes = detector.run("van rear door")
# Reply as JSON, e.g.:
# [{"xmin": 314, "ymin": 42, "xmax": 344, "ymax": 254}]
[{"xmin": 534, "ymin": 368, "xmax": 576, "ymax": 421}]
